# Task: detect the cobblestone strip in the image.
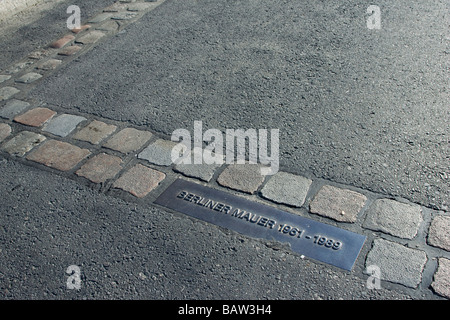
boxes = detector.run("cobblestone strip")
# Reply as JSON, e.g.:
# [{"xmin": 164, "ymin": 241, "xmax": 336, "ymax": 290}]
[{"xmin": 0, "ymin": 0, "xmax": 448, "ymax": 299}]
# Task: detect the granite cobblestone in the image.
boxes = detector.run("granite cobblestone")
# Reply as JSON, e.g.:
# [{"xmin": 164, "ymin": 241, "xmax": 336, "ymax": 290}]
[{"xmin": 0, "ymin": 0, "xmax": 448, "ymax": 299}]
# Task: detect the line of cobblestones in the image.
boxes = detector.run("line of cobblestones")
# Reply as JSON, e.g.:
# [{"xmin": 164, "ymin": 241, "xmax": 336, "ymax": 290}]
[{"xmin": 0, "ymin": 0, "xmax": 448, "ymax": 299}]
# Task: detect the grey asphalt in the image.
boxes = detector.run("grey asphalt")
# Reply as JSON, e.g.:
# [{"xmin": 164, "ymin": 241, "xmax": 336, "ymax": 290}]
[{"xmin": 28, "ymin": 0, "xmax": 449, "ymax": 211}]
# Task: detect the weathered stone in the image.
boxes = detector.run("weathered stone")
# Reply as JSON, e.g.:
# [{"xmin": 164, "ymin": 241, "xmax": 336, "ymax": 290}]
[
  {"xmin": 217, "ymin": 163, "xmax": 266, "ymax": 194},
  {"xmin": 261, "ymin": 171, "xmax": 312, "ymax": 207},
  {"xmin": 365, "ymin": 238, "xmax": 427, "ymax": 288},
  {"xmin": 113, "ymin": 164, "xmax": 165, "ymax": 198},
  {"xmin": 1, "ymin": 131, "xmax": 46, "ymax": 156},
  {"xmin": 427, "ymin": 215, "xmax": 450, "ymax": 252},
  {"xmin": 26, "ymin": 140, "xmax": 90, "ymax": 171},
  {"xmin": 309, "ymin": 185, "xmax": 367, "ymax": 223}
]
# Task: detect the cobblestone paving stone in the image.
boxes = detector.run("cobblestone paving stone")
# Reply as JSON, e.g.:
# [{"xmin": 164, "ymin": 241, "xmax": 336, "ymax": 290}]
[
  {"xmin": 365, "ymin": 238, "xmax": 427, "ymax": 288},
  {"xmin": 73, "ymin": 119, "xmax": 117, "ymax": 145},
  {"xmin": 1, "ymin": 131, "xmax": 46, "ymax": 156},
  {"xmin": 76, "ymin": 152, "xmax": 123, "ymax": 183},
  {"xmin": 363, "ymin": 199, "xmax": 423, "ymax": 240},
  {"xmin": 0, "ymin": 0, "xmax": 448, "ymax": 299},
  {"xmin": 104, "ymin": 127, "xmax": 152, "ymax": 154},
  {"xmin": 0, "ymin": 86, "xmax": 20, "ymax": 101},
  {"xmin": 13, "ymin": 107, "xmax": 56, "ymax": 127},
  {"xmin": 427, "ymin": 215, "xmax": 450, "ymax": 252},
  {"xmin": 113, "ymin": 163, "xmax": 165, "ymax": 198},
  {"xmin": 0, "ymin": 123, "xmax": 11, "ymax": 142},
  {"xmin": 26, "ymin": 139, "xmax": 90, "ymax": 171},
  {"xmin": 309, "ymin": 185, "xmax": 367, "ymax": 223},
  {"xmin": 0, "ymin": 99, "xmax": 30, "ymax": 120}
]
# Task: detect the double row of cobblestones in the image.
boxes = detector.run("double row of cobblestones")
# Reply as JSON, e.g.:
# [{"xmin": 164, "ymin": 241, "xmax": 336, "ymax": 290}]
[{"xmin": 0, "ymin": 0, "xmax": 449, "ymax": 299}]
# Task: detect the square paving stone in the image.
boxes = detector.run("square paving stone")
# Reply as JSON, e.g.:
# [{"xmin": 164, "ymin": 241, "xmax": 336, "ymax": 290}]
[
  {"xmin": 0, "ymin": 87, "xmax": 20, "ymax": 101},
  {"xmin": 104, "ymin": 127, "xmax": 152, "ymax": 154},
  {"xmin": 0, "ymin": 75, "xmax": 11, "ymax": 83},
  {"xmin": 1, "ymin": 131, "xmax": 46, "ymax": 156},
  {"xmin": 0, "ymin": 123, "xmax": 12, "ymax": 142},
  {"xmin": 365, "ymin": 238, "xmax": 427, "ymax": 288},
  {"xmin": 309, "ymin": 185, "xmax": 367, "ymax": 223},
  {"xmin": 431, "ymin": 258, "xmax": 450, "ymax": 299},
  {"xmin": 73, "ymin": 120, "xmax": 117, "ymax": 145},
  {"xmin": 217, "ymin": 163, "xmax": 266, "ymax": 194},
  {"xmin": 42, "ymin": 114, "xmax": 87, "ymax": 137},
  {"xmin": 15, "ymin": 72, "xmax": 42, "ymax": 84},
  {"xmin": 138, "ymin": 138, "xmax": 179, "ymax": 166},
  {"xmin": 76, "ymin": 153, "xmax": 123, "ymax": 183},
  {"xmin": 75, "ymin": 30, "xmax": 105, "ymax": 44},
  {"xmin": 36, "ymin": 59, "xmax": 62, "ymax": 71},
  {"xmin": 0, "ymin": 99, "xmax": 30, "ymax": 119},
  {"xmin": 173, "ymin": 147, "xmax": 223, "ymax": 182},
  {"xmin": 26, "ymin": 140, "xmax": 90, "ymax": 171},
  {"xmin": 113, "ymin": 164, "xmax": 165, "ymax": 198},
  {"xmin": 363, "ymin": 199, "xmax": 423, "ymax": 239},
  {"xmin": 14, "ymin": 107, "xmax": 56, "ymax": 127},
  {"xmin": 260, "ymin": 171, "xmax": 312, "ymax": 207},
  {"xmin": 427, "ymin": 215, "xmax": 450, "ymax": 252}
]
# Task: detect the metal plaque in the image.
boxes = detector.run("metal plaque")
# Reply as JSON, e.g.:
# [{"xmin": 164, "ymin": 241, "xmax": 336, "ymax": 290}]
[{"xmin": 155, "ymin": 179, "xmax": 366, "ymax": 271}]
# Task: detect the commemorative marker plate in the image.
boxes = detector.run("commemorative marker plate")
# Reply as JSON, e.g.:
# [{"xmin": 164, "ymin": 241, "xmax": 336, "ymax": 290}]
[{"xmin": 155, "ymin": 179, "xmax": 366, "ymax": 271}]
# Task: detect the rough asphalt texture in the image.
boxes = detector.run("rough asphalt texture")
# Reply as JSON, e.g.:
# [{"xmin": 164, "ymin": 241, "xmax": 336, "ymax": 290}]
[
  {"xmin": 28, "ymin": 0, "xmax": 449, "ymax": 211},
  {"xmin": 0, "ymin": 159, "xmax": 416, "ymax": 299}
]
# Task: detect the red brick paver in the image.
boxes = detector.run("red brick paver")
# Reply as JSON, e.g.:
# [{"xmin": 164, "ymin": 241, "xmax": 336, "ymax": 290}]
[
  {"xmin": 103, "ymin": 128, "xmax": 152, "ymax": 154},
  {"xmin": 26, "ymin": 140, "xmax": 90, "ymax": 171},
  {"xmin": 13, "ymin": 107, "xmax": 56, "ymax": 127}
]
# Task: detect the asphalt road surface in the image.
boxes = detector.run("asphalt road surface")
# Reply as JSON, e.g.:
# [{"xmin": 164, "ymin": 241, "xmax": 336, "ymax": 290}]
[{"xmin": 29, "ymin": 0, "xmax": 449, "ymax": 211}]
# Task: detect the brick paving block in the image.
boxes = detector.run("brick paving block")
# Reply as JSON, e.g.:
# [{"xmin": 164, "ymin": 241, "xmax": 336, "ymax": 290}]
[
  {"xmin": 15, "ymin": 72, "xmax": 43, "ymax": 84},
  {"xmin": 365, "ymin": 238, "xmax": 427, "ymax": 288},
  {"xmin": 76, "ymin": 153, "xmax": 123, "ymax": 183},
  {"xmin": 431, "ymin": 257, "xmax": 450, "ymax": 299},
  {"xmin": 0, "ymin": 75, "xmax": 11, "ymax": 83},
  {"xmin": 14, "ymin": 107, "xmax": 56, "ymax": 127},
  {"xmin": 1, "ymin": 131, "xmax": 46, "ymax": 156},
  {"xmin": 36, "ymin": 59, "xmax": 62, "ymax": 71},
  {"xmin": 113, "ymin": 164, "xmax": 165, "ymax": 198},
  {"xmin": 111, "ymin": 12, "xmax": 138, "ymax": 20},
  {"xmin": 42, "ymin": 114, "xmax": 87, "ymax": 137},
  {"xmin": 363, "ymin": 199, "xmax": 423, "ymax": 239},
  {"xmin": 261, "ymin": 171, "xmax": 312, "ymax": 207},
  {"xmin": 173, "ymin": 147, "xmax": 223, "ymax": 182},
  {"xmin": 0, "ymin": 99, "xmax": 30, "ymax": 120},
  {"xmin": 70, "ymin": 24, "xmax": 91, "ymax": 34},
  {"xmin": 0, "ymin": 123, "xmax": 11, "ymax": 142},
  {"xmin": 0, "ymin": 87, "xmax": 20, "ymax": 101},
  {"xmin": 427, "ymin": 215, "xmax": 450, "ymax": 252},
  {"xmin": 50, "ymin": 35, "xmax": 75, "ymax": 48},
  {"xmin": 26, "ymin": 140, "xmax": 90, "ymax": 171},
  {"xmin": 309, "ymin": 185, "xmax": 367, "ymax": 223},
  {"xmin": 103, "ymin": 127, "xmax": 152, "ymax": 154},
  {"xmin": 73, "ymin": 120, "xmax": 117, "ymax": 145},
  {"xmin": 217, "ymin": 163, "xmax": 266, "ymax": 194},
  {"xmin": 75, "ymin": 30, "xmax": 105, "ymax": 44},
  {"xmin": 58, "ymin": 45, "xmax": 82, "ymax": 56},
  {"xmin": 138, "ymin": 138, "xmax": 179, "ymax": 166}
]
